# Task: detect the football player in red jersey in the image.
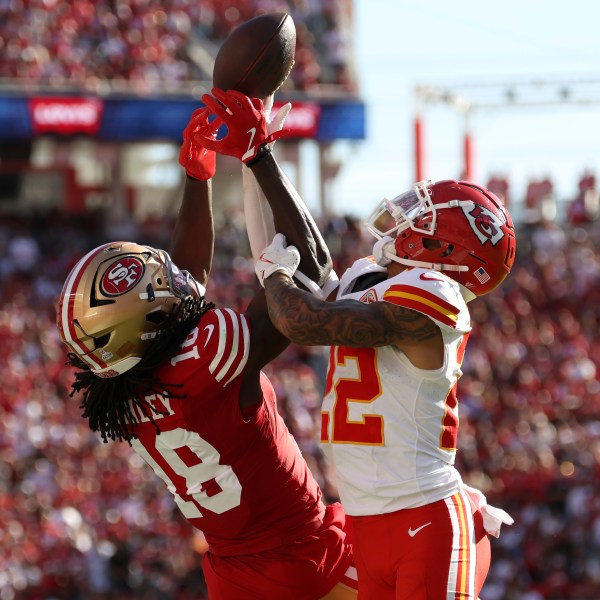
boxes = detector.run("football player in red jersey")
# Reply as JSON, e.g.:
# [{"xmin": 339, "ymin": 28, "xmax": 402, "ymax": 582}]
[
  {"xmin": 196, "ymin": 89, "xmax": 517, "ymax": 600},
  {"xmin": 56, "ymin": 106, "xmax": 357, "ymax": 599}
]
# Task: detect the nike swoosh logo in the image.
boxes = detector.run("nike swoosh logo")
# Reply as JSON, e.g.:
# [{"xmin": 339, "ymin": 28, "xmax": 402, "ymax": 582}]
[
  {"xmin": 203, "ymin": 324, "xmax": 214, "ymax": 347},
  {"xmin": 242, "ymin": 127, "xmax": 257, "ymax": 161},
  {"xmin": 259, "ymin": 253, "xmax": 275, "ymax": 265},
  {"xmin": 408, "ymin": 522, "xmax": 432, "ymax": 537}
]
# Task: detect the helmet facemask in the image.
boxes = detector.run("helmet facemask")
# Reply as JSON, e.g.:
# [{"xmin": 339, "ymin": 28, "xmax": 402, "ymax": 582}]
[
  {"xmin": 139, "ymin": 247, "xmax": 206, "ymax": 306},
  {"xmin": 366, "ymin": 180, "xmax": 437, "ymax": 240}
]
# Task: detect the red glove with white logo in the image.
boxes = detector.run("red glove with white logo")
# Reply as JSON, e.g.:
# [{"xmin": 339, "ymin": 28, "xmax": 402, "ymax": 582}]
[
  {"xmin": 179, "ymin": 107, "xmax": 218, "ymax": 180},
  {"xmin": 196, "ymin": 88, "xmax": 290, "ymax": 165}
]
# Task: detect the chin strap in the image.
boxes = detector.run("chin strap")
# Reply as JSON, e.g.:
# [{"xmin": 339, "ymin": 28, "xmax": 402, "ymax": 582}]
[
  {"xmin": 373, "ymin": 236, "xmax": 469, "ymax": 273},
  {"xmin": 373, "ymin": 235, "xmax": 395, "ymax": 267},
  {"xmin": 390, "ymin": 255, "xmax": 470, "ymax": 272}
]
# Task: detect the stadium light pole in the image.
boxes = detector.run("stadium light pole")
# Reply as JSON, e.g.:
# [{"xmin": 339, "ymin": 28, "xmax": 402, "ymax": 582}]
[
  {"xmin": 463, "ymin": 111, "xmax": 473, "ymax": 181},
  {"xmin": 414, "ymin": 85, "xmax": 472, "ymax": 183},
  {"xmin": 414, "ymin": 112, "xmax": 425, "ymax": 182},
  {"xmin": 414, "ymin": 78, "xmax": 600, "ymax": 186}
]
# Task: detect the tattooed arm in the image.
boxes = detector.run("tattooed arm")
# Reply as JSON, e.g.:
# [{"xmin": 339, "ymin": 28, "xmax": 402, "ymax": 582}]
[{"xmin": 264, "ymin": 273, "xmax": 443, "ymax": 368}]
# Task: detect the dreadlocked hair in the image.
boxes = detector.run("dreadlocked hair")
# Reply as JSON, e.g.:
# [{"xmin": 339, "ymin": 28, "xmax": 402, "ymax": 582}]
[{"xmin": 66, "ymin": 295, "xmax": 214, "ymax": 445}]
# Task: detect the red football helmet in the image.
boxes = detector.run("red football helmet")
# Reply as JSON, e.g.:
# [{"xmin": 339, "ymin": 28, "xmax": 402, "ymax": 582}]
[{"xmin": 365, "ymin": 179, "xmax": 517, "ymax": 296}]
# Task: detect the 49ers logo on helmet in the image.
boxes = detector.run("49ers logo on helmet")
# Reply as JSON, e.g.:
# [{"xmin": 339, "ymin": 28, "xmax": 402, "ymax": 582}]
[
  {"xmin": 462, "ymin": 204, "xmax": 505, "ymax": 246},
  {"xmin": 101, "ymin": 257, "xmax": 145, "ymax": 296}
]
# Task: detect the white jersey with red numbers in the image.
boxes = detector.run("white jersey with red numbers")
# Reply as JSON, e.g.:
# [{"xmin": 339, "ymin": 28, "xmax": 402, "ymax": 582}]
[
  {"xmin": 321, "ymin": 257, "xmax": 472, "ymax": 516},
  {"xmin": 128, "ymin": 307, "xmax": 327, "ymax": 557}
]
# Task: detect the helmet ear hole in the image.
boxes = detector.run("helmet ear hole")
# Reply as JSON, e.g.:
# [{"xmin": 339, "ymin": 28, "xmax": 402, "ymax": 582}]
[
  {"xmin": 422, "ymin": 237, "xmax": 442, "ymax": 251},
  {"xmin": 94, "ymin": 334, "xmax": 110, "ymax": 349},
  {"xmin": 146, "ymin": 311, "xmax": 168, "ymax": 324}
]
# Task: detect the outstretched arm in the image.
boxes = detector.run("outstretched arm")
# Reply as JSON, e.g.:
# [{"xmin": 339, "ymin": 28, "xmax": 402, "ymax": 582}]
[
  {"xmin": 196, "ymin": 89, "xmax": 332, "ymax": 288},
  {"xmin": 170, "ymin": 177, "xmax": 214, "ymax": 287},
  {"xmin": 169, "ymin": 108, "xmax": 216, "ymax": 286}
]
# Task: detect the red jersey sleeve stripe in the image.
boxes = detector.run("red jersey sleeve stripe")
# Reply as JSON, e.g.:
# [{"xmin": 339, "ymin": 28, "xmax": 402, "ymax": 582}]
[
  {"xmin": 383, "ymin": 287, "xmax": 459, "ymax": 328},
  {"xmin": 208, "ymin": 310, "xmax": 228, "ymax": 375},
  {"xmin": 207, "ymin": 309, "xmax": 248, "ymax": 385},
  {"xmin": 216, "ymin": 309, "xmax": 246, "ymax": 384},
  {"xmin": 224, "ymin": 314, "xmax": 250, "ymax": 386}
]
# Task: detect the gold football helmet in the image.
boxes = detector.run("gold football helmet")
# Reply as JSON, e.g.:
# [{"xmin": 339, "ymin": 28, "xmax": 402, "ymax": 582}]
[{"xmin": 57, "ymin": 241, "xmax": 204, "ymax": 378}]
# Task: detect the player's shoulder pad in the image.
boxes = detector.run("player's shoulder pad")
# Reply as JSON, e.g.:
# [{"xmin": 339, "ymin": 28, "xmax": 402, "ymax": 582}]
[
  {"xmin": 382, "ymin": 268, "xmax": 470, "ymax": 331},
  {"xmin": 338, "ymin": 256, "xmax": 387, "ymax": 298}
]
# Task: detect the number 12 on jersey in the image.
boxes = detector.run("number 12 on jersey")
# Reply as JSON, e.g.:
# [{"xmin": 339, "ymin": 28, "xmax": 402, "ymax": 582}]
[{"xmin": 321, "ymin": 346, "xmax": 385, "ymax": 445}]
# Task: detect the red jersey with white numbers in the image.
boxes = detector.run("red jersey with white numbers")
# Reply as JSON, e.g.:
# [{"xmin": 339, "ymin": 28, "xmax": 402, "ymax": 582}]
[
  {"xmin": 129, "ymin": 307, "xmax": 326, "ymax": 557},
  {"xmin": 321, "ymin": 258, "xmax": 472, "ymax": 516}
]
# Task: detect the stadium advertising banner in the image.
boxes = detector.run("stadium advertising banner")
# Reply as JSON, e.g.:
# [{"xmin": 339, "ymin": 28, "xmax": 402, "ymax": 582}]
[
  {"xmin": 29, "ymin": 97, "xmax": 104, "ymax": 136},
  {"xmin": 0, "ymin": 96, "xmax": 365, "ymax": 142}
]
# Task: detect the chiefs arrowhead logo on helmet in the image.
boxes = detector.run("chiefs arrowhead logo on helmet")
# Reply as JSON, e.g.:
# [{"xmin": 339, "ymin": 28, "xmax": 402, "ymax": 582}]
[{"xmin": 462, "ymin": 204, "xmax": 506, "ymax": 246}]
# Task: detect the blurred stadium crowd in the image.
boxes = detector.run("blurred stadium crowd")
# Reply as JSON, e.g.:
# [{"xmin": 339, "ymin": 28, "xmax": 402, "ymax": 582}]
[
  {"xmin": 0, "ymin": 197, "xmax": 599, "ymax": 600},
  {"xmin": 0, "ymin": 0, "xmax": 356, "ymax": 93},
  {"xmin": 1, "ymin": 1, "xmax": 600, "ymax": 600}
]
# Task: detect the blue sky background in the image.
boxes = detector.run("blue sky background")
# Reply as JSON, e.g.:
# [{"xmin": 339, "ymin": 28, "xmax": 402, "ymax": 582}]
[{"xmin": 325, "ymin": 0, "xmax": 600, "ymax": 219}]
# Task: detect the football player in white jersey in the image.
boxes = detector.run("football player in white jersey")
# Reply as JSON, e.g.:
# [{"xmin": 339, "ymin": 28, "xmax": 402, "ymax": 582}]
[
  {"xmin": 196, "ymin": 88, "xmax": 517, "ymax": 599},
  {"xmin": 253, "ymin": 176, "xmax": 517, "ymax": 598}
]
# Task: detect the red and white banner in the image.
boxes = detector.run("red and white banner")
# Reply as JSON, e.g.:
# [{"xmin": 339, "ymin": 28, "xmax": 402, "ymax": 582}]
[{"xmin": 28, "ymin": 97, "xmax": 104, "ymax": 135}]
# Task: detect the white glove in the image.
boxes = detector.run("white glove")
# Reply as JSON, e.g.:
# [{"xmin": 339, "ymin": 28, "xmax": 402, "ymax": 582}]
[
  {"xmin": 463, "ymin": 484, "xmax": 514, "ymax": 539},
  {"xmin": 373, "ymin": 235, "xmax": 396, "ymax": 266},
  {"xmin": 264, "ymin": 94, "xmax": 292, "ymax": 136},
  {"xmin": 255, "ymin": 233, "xmax": 300, "ymax": 287},
  {"xmin": 268, "ymin": 102, "xmax": 292, "ymax": 135}
]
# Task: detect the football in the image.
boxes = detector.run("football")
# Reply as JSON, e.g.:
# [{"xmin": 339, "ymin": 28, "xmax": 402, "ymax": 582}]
[{"xmin": 212, "ymin": 12, "xmax": 296, "ymax": 100}]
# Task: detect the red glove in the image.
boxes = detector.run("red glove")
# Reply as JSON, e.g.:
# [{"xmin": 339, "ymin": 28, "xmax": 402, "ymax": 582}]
[
  {"xmin": 179, "ymin": 107, "xmax": 219, "ymax": 180},
  {"xmin": 196, "ymin": 88, "xmax": 289, "ymax": 165}
]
